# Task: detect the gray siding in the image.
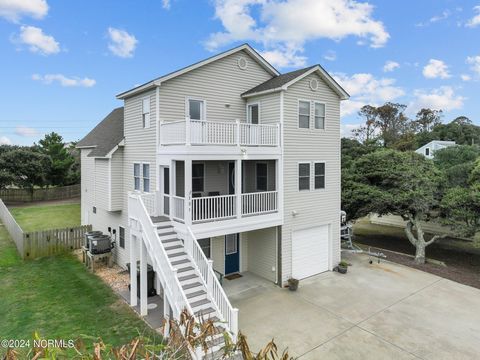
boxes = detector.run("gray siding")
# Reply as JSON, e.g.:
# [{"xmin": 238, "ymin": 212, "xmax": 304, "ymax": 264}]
[
  {"xmin": 246, "ymin": 227, "xmax": 277, "ymax": 282},
  {"xmin": 281, "ymin": 72, "xmax": 342, "ymax": 283},
  {"xmin": 247, "ymin": 92, "xmax": 280, "ymax": 125},
  {"xmin": 94, "ymin": 159, "xmax": 109, "ymax": 210},
  {"xmin": 110, "ymin": 148, "xmax": 124, "ymax": 211}
]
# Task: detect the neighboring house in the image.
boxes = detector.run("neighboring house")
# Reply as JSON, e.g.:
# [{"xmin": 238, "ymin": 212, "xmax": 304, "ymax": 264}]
[
  {"xmin": 416, "ymin": 140, "xmax": 456, "ymax": 159},
  {"xmin": 77, "ymin": 43, "xmax": 348, "ymax": 351}
]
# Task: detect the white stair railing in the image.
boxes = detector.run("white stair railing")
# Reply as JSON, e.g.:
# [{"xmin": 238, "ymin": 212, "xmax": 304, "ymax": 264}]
[{"xmin": 184, "ymin": 226, "xmax": 239, "ymax": 341}]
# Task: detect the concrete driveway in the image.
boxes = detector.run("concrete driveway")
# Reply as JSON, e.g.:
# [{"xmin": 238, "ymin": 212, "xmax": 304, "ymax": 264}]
[{"xmin": 226, "ymin": 253, "xmax": 480, "ymax": 359}]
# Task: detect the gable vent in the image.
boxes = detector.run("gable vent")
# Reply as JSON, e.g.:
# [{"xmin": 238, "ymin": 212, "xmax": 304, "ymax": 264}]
[
  {"xmin": 310, "ymin": 78, "xmax": 319, "ymax": 91},
  {"xmin": 238, "ymin": 57, "xmax": 248, "ymax": 70}
]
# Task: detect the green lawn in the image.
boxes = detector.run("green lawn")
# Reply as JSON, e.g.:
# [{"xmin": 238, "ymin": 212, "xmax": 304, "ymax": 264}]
[
  {"xmin": 10, "ymin": 203, "xmax": 81, "ymax": 232},
  {"xmin": 0, "ymin": 222, "xmax": 159, "ymax": 355}
]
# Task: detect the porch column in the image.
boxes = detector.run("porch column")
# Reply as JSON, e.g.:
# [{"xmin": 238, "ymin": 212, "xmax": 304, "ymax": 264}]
[
  {"xmin": 184, "ymin": 159, "xmax": 192, "ymax": 226},
  {"xmin": 129, "ymin": 234, "xmax": 138, "ymax": 307},
  {"xmin": 170, "ymin": 160, "xmax": 175, "ymax": 217},
  {"xmin": 235, "ymin": 159, "xmax": 242, "ymax": 218},
  {"xmin": 139, "ymin": 238, "xmax": 148, "ymax": 316},
  {"xmin": 276, "ymin": 159, "xmax": 283, "ymax": 216}
]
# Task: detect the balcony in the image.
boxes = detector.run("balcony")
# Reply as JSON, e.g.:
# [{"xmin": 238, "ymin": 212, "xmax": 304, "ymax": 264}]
[{"xmin": 159, "ymin": 118, "xmax": 280, "ymax": 147}]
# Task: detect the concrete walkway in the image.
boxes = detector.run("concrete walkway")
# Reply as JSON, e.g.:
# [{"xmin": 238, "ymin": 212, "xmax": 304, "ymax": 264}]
[{"xmin": 228, "ymin": 253, "xmax": 480, "ymax": 359}]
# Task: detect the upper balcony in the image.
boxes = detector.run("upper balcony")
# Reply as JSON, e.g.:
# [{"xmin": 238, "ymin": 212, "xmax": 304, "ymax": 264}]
[{"xmin": 159, "ymin": 118, "xmax": 281, "ymax": 154}]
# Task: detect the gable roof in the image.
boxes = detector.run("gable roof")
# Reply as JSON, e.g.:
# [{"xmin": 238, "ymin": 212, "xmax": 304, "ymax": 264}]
[
  {"xmin": 116, "ymin": 44, "xmax": 280, "ymax": 99},
  {"xmin": 76, "ymin": 107, "xmax": 124, "ymax": 158},
  {"xmin": 242, "ymin": 64, "xmax": 350, "ymax": 100}
]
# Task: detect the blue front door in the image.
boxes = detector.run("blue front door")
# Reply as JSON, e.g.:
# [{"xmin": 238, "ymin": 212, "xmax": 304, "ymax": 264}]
[{"xmin": 225, "ymin": 234, "xmax": 239, "ymax": 274}]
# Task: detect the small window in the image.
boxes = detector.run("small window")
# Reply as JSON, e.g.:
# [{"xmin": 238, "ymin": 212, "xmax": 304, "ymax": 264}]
[
  {"xmin": 314, "ymin": 162, "xmax": 325, "ymax": 189},
  {"xmin": 192, "ymin": 163, "xmax": 204, "ymax": 192},
  {"xmin": 225, "ymin": 234, "xmax": 237, "ymax": 255},
  {"xmin": 425, "ymin": 148, "xmax": 430, "ymax": 156},
  {"xmin": 92, "ymin": 206, "xmax": 97, "ymax": 214},
  {"xmin": 134, "ymin": 163, "xmax": 141, "ymax": 191},
  {"xmin": 248, "ymin": 104, "xmax": 259, "ymax": 124},
  {"xmin": 256, "ymin": 163, "xmax": 268, "ymax": 191},
  {"xmin": 143, "ymin": 164, "xmax": 150, "ymax": 192},
  {"xmin": 299, "ymin": 101, "xmax": 310, "ymax": 128},
  {"xmin": 314, "ymin": 103, "xmax": 325, "ymax": 129},
  {"xmin": 142, "ymin": 98, "xmax": 150, "ymax": 128},
  {"xmin": 119, "ymin": 226, "xmax": 125, "ymax": 249},
  {"xmin": 188, "ymin": 99, "xmax": 205, "ymax": 120},
  {"xmin": 298, "ymin": 163, "xmax": 310, "ymax": 191},
  {"xmin": 198, "ymin": 238, "xmax": 211, "ymax": 259}
]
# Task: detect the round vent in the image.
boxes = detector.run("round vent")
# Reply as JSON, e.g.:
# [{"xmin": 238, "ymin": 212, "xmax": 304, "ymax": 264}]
[
  {"xmin": 238, "ymin": 57, "xmax": 248, "ymax": 70},
  {"xmin": 310, "ymin": 78, "xmax": 319, "ymax": 91}
]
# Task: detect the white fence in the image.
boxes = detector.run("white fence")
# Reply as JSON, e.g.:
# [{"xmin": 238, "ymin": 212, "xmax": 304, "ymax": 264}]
[
  {"xmin": 240, "ymin": 123, "xmax": 278, "ymax": 146},
  {"xmin": 191, "ymin": 194, "xmax": 236, "ymax": 223},
  {"xmin": 0, "ymin": 199, "xmax": 24, "ymax": 256},
  {"xmin": 242, "ymin": 191, "xmax": 278, "ymax": 216},
  {"xmin": 160, "ymin": 120, "xmax": 186, "ymax": 145},
  {"xmin": 171, "ymin": 196, "xmax": 185, "ymax": 221}
]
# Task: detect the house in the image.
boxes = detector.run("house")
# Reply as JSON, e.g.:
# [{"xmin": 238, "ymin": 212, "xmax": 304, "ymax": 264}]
[
  {"xmin": 77, "ymin": 43, "xmax": 349, "ymax": 353},
  {"xmin": 415, "ymin": 140, "xmax": 456, "ymax": 159}
]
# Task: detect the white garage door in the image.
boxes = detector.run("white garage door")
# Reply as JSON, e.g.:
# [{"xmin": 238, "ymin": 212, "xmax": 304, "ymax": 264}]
[{"xmin": 292, "ymin": 225, "xmax": 329, "ymax": 279}]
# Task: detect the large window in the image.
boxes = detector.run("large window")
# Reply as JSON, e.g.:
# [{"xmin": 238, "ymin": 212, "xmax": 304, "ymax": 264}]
[
  {"xmin": 256, "ymin": 163, "xmax": 268, "ymax": 191},
  {"xmin": 119, "ymin": 226, "xmax": 125, "ymax": 249},
  {"xmin": 314, "ymin": 102, "xmax": 325, "ymax": 129},
  {"xmin": 142, "ymin": 98, "xmax": 150, "ymax": 128},
  {"xmin": 298, "ymin": 101, "xmax": 310, "ymax": 128},
  {"xmin": 198, "ymin": 238, "xmax": 211, "ymax": 259},
  {"xmin": 248, "ymin": 103, "xmax": 259, "ymax": 124},
  {"xmin": 143, "ymin": 164, "xmax": 150, "ymax": 192},
  {"xmin": 134, "ymin": 163, "xmax": 141, "ymax": 191},
  {"xmin": 192, "ymin": 163, "xmax": 205, "ymax": 192},
  {"xmin": 314, "ymin": 162, "xmax": 326, "ymax": 189},
  {"xmin": 188, "ymin": 99, "xmax": 205, "ymax": 120},
  {"xmin": 298, "ymin": 163, "xmax": 310, "ymax": 191}
]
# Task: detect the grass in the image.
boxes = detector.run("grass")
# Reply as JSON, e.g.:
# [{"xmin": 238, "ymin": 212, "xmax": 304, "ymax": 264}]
[
  {"xmin": 0, "ymin": 221, "xmax": 159, "ymax": 354},
  {"xmin": 10, "ymin": 203, "xmax": 81, "ymax": 232}
]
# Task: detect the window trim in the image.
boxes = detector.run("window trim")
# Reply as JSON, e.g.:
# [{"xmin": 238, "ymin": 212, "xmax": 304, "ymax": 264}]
[
  {"xmin": 142, "ymin": 163, "xmax": 151, "ymax": 193},
  {"xmin": 313, "ymin": 101, "xmax": 327, "ymax": 130},
  {"xmin": 246, "ymin": 102, "xmax": 261, "ymax": 124},
  {"xmin": 133, "ymin": 163, "xmax": 141, "ymax": 191},
  {"xmin": 192, "ymin": 161, "xmax": 205, "ymax": 193},
  {"xmin": 119, "ymin": 226, "xmax": 125, "ymax": 249},
  {"xmin": 134, "ymin": 162, "xmax": 151, "ymax": 193},
  {"xmin": 314, "ymin": 161, "xmax": 326, "ymax": 190},
  {"xmin": 186, "ymin": 97, "xmax": 207, "ymax": 121},
  {"xmin": 298, "ymin": 162, "xmax": 311, "ymax": 191},
  {"xmin": 298, "ymin": 99, "xmax": 311, "ymax": 129},
  {"xmin": 255, "ymin": 161, "xmax": 268, "ymax": 191},
  {"xmin": 142, "ymin": 96, "xmax": 151, "ymax": 129}
]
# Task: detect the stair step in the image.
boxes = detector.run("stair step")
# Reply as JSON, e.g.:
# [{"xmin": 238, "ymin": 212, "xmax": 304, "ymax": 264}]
[
  {"xmin": 161, "ymin": 238, "xmax": 180, "ymax": 244},
  {"xmin": 182, "ymin": 282, "xmax": 203, "ymax": 290},
  {"xmin": 186, "ymin": 289, "xmax": 206, "ymax": 299},
  {"xmin": 165, "ymin": 244, "xmax": 183, "ymax": 251},
  {"xmin": 158, "ymin": 231, "xmax": 176, "ymax": 238},
  {"xmin": 190, "ymin": 298, "xmax": 211, "ymax": 308},
  {"xmin": 195, "ymin": 307, "xmax": 216, "ymax": 317},
  {"xmin": 178, "ymin": 273, "xmax": 198, "ymax": 282},
  {"xmin": 206, "ymin": 335, "xmax": 225, "ymax": 349},
  {"xmin": 168, "ymin": 251, "xmax": 186, "ymax": 258},
  {"xmin": 171, "ymin": 258, "xmax": 190, "ymax": 266},
  {"xmin": 150, "ymin": 216, "xmax": 170, "ymax": 223},
  {"xmin": 156, "ymin": 224, "xmax": 173, "ymax": 229},
  {"xmin": 177, "ymin": 266, "xmax": 195, "ymax": 274}
]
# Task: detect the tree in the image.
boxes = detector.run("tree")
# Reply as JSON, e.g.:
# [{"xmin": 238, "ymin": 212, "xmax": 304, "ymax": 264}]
[
  {"xmin": 342, "ymin": 149, "xmax": 444, "ymax": 264},
  {"xmin": 374, "ymin": 102, "xmax": 410, "ymax": 148},
  {"xmin": 419, "ymin": 117, "xmax": 480, "ymax": 147},
  {"xmin": 440, "ymin": 187, "xmax": 480, "ymax": 238},
  {"xmin": 433, "ymin": 145, "xmax": 480, "ymax": 188},
  {"xmin": 37, "ymin": 132, "xmax": 76, "ymax": 186},
  {"xmin": 352, "ymin": 105, "xmax": 379, "ymax": 144},
  {"xmin": 414, "ymin": 108, "xmax": 443, "ymax": 133}
]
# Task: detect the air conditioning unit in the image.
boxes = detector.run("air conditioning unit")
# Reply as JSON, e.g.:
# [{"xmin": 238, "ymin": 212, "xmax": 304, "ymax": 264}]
[{"xmin": 89, "ymin": 235, "xmax": 113, "ymax": 254}]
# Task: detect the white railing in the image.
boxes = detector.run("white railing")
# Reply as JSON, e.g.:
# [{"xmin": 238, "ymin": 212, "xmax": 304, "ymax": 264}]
[
  {"xmin": 172, "ymin": 196, "xmax": 185, "ymax": 221},
  {"xmin": 159, "ymin": 118, "xmax": 280, "ymax": 147},
  {"xmin": 139, "ymin": 192, "xmax": 156, "ymax": 216},
  {"xmin": 242, "ymin": 191, "xmax": 278, "ymax": 216},
  {"xmin": 191, "ymin": 194, "xmax": 236, "ymax": 223},
  {"xmin": 240, "ymin": 123, "xmax": 279, "ymax": 146},
  {"xmin": 184, "ymin": 226, "xmax": 238, "ymax": 341}
]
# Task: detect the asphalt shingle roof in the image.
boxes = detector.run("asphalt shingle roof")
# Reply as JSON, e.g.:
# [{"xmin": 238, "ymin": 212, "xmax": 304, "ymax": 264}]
[{"xmin": 77, "ymin": 107, "xmax": 124, "ymax": 157}]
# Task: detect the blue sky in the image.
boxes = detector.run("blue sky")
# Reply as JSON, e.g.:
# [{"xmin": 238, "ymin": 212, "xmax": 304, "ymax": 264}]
[{"xmin": 0, "ymin": 0, "xmax": 479, "ymax": 145}]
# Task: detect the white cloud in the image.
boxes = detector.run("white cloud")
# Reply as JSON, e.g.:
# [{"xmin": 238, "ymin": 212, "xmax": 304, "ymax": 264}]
[
  {"xmin": 206, "ymin": 0, "xmax": 389, "ymax": 68},
  {"xmin": 0, "ymin": 0, "xmax": 48, "ymax": 22},
  {"xmin": 323, "ymin": 50, "xmax": 337, "ymax": 61},
  {"xmin": 410, "ymin": 86, "xmax": 464, "ymax": 112},
  {"xmin": 0, "ymin": 136, "xmax": 12, "ymax": 145},
  {"xmin": 466, "ymin": 55, "xmax": 480, "ymax": 76},
  {"xmin": 14, "ymin": 25, "xmax": 60, "ymax": 55},
  {"xmin": 340, "ymin": 123, "xmax": 361, "ymax": 137},
  {"xmin": 383, "ymin": 60, "xmax": 399, "ymax": 72},
  {"xmin": 162, "ymin": 0, "xmax": 171, "ymax": 9},
  {"xmin": 461, "ymin": 74, "xmax": 471, "ymax": 81},
  {"xmin": 416, "ymin": 10, "xmax": 451, "ymax": 27},
  {"xmin": 32, "ymin": 73, "xmax": 96, "ymax": 87},
  {"xmin": 15, "ymin": 126, "xmax": 38, "ymax": 137},
  {"xmin": 422, "ymin": 59, "xmax": 451, "ymax": 79},
  {"xmin": 333, "ymin": 72, "xmax": 405, "ymax": 116},
  {"xmin": 466, "ymin": 6, "xmax": 480, "ymax": 27},
  {"xmin": 261, "ymin": 46, "xmax": 306, "ymax": 68},
  {"xmin": 107, "ymin": 27, "xmax": 137, "ymax": 58}
]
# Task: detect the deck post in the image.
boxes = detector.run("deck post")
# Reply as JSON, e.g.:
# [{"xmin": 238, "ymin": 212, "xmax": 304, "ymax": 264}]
[
  {"xmin": 236, "ymin": 119, "xmax": 241, "ymax": 146},
  {"xmin": 185, "ymin": 117, "xmax": 191, "ymax": 146},
  {"xmin": 235, "ymin": 159, "xmax": 242, "ymax": 218},
  {"xmin": 207, "ymin": 259, "xmax": 214, "ymax": 294},
  {"xmin": 140, "ymin": 238, "xmax": 148, "ymax": 316},
  {"xmin": 129, "ymin": 234, "xmax": 138, "ymax": 307},
  {"xmin": 184, "ymin": 159, "xmax": 192, "ymax": 226}
]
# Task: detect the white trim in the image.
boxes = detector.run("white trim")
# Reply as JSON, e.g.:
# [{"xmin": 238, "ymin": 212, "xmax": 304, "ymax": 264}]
[
  {"xmin": 297, "ymin": 99, "xmax": 311, "ymax": 129},
  {"xmin": 313, "ymin": 101, "xmax": 327, "ymax": 131},
  {"xmin": 297, "ymin": 161, "xmax": 311, "ymax": 191},
  {"xmin": 142, "ymin": 96, "xmax": 151, "ymax": 129},
  {"xmin": 156, "ymin": 86, "xmax": 160, "ymax": 191},
  {"xmin": 246, "ymin": 102, "xmax": 261, "ymax": 124},
  {"xmin": 116, "ymin": 44, "xmax": 279, "ymax": 99},
  {"xmin": 186, "ymin": 97, "xmax": 207, "ymax": 121},
  {"xmin": 133, "ymin": 162, "xmax": 151, "ymax": 193},
  {"xmin": 313, "ymin": 161, "xmax": 326, "ymax": 190}
]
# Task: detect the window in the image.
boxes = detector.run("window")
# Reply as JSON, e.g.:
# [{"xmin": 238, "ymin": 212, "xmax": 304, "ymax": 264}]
[
  {"xmin": 298, "ymin": 101, "xmax": 310, "ymax": 128},
  {"xmin": 143, "ymin": 164, "xmax": 150, "ymax": 192},
  {"xmin": 119, "ymin": 226, "xmax": 125, "ymax": 249},
  {"xmin": 314, "ymin": 162, "xmax": 325, "ymax": 189},
  {"xmin": 134, "ymin": 163, "xmax": 141, "ymax": 191},
  {"xmin": 314, "ymin": 103, "xmax": 325, "ymax": 129},
  {"xmin": 248, "ymin": 104, "xmax": 259, "ymax": 124},
  {"xmin": 188, "ymin": 99, "xmax": 205, "ymax": 120},
  {"xmin": 92, "ymin": 206, "xmax": 96, "ymax": 214},
  {"xmin": 425, "ymin": 148, "xmax": 430, "ymax": 156},
  {"xmin": 225, "ymin": 234, "xmax": 237, "ymax": 255},
  {"xmin": 192, "ymin": 163, "xmax": 204, "ymax": 192},
  {"xmin": 256, "ymin": 163, "xmax": 268, "ymax": 191},
  {"xmin": 142, "ymin": 98, "xmax": 150, "ymax": 128},
  {"xmin": 298, "ymin": 163, "xmax": 310, "ymax": 191},
  {"xmin": 198, "ymin": 238, "xmax": 211, "ymax": 259}
]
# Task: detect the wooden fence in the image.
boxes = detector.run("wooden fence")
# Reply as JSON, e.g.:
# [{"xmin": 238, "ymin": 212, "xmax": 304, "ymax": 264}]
[
  {"xmin": 0, "ymin": 184, "xmax": 80, "ymax": 203},
  {"xmin": 0, "ymin": 199, "xmax": 90, "ymax": 259}
]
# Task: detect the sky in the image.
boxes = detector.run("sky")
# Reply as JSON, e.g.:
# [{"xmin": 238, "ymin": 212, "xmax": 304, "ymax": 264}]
[{"xmin": 0, "ymin": 0, "xmax": 479, "ymax": 146}]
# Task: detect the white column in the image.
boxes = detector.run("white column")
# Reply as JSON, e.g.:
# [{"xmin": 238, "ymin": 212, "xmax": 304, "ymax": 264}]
[
  {"xmin": 185, "ymin": 117, "xmax": 191, "ymax": 146},
  {"xmin": 235, "ymin": 159, "xmax": 242, "ymax": 218},
  {"xmin": 129, "ymin": 234, "xmax": 138, "ymax": 307},
  {"xmin": 139, "ymin": 238, "xmax": 148, "ymax": 316},
  {"xmin": 184, "ymin": 159, "xmax": 192, "ymax": 226},
  {"xmin": 163, "ymin": 290, "xmax": 170, "ymax": 339},
  {"xmin": 169, "ymin": 160, "xmax": 175, "ymax": 217}
]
